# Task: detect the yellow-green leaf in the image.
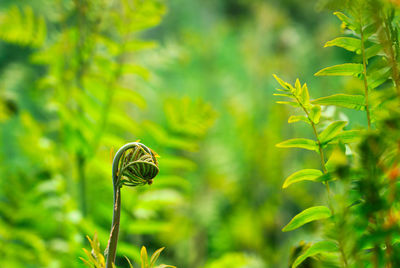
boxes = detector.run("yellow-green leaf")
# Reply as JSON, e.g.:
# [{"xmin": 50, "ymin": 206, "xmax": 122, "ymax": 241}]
[
  {"xmin": 333, "ymin": 11, "xmax": 359, "ymax": 32},
  {"xmin": 283, "ymin": 169, "xmax": 323, "ymax": 189},
  {"xmin": 141, "ymin": 246, "xmax": 148, "ymax": 268},
  {"xmin": 292, "ymin": 241, "xmax": 338, "ymax": 268},
  {"xmin": 309, "ymin": 106, "xmax": 321, "ymax": 124},
  {"xmin": 295, "ymin": 79, "xmax": 302, "ymax": 96},
  {"xmin": 273, "ymin": 74, "xmax": 292, "ymax": 91},
  {"xmin": 288, "ymin": 115, "xmax": 309, "ymax": 124},
  {"xmin": 301, "ymin": 83, "xmax": 310, "ymax": 106},
  {"xmin": 150, "ymin": 247, "xmax": 165, "ymax": 267},
  {"xmin": 330, "ymin": 130, "xmax": 362, "ymax": 144},
  {"xmin": 312, "ymin": 94, "xmax": 365, "ymax": 110},
  {"xmin": 315, "ymin": 63, "xmax": 363, "ymax": 76},
  {"xmin": 319, "ymin": 121, "xmax": 347, "ymax": 144},
  {"xmin": 324, "ymin": 37, "xmax": 361, "ymax": 52},
  {"xmin": 276, "ymin": 101, "xmax": 300, "ymax": 107},
  {"xmin": 273, "ymin": 93, "xmax": 293, "ymax": 98},
  {"xmin": 276, "ymin": 138, "xmax": 318, "ymax": 152},
  {"xmin": 282, "ymin": 206, "xmax": 332, "ymax": 232}
]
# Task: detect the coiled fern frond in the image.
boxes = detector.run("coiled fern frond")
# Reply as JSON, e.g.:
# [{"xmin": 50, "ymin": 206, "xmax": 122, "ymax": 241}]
[{"xmin": 116, "ymin": 142, "xmax": 159, "ymax": 187}]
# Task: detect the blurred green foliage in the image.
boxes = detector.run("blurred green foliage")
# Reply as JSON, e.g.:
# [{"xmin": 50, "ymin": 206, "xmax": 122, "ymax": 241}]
[{"xmin": 1, "ymin": 0, "xmax": 398, "ymax": 267}]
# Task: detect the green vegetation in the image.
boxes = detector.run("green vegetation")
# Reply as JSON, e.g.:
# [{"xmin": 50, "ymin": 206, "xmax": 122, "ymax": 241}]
[{"xmin": 0, "ymin": 0, "xmax": 400, "ymax": 267}]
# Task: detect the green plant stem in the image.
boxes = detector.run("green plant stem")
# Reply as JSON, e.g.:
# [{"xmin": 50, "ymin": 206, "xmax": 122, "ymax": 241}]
[
  {"xmin": 384, "ymin": 21, "xmax": 400, "ymax": 98},
  {"xmin": 296, "ymin": 97, "xmax": 349, "ymax": 268},
  {"xmin": 106, "ymin": 186, "xmax": 121, "ymax": 268},
  {"xmin": 296, "ymin": 98, "xmax": 327, "ymax": 173},
  {"xmin": 106, "ymin": 143, "xmax": 140, "ymax": 268},
  {"xmin": 360, "ymin": 24, "xmax": 372, "ymax": 130}
]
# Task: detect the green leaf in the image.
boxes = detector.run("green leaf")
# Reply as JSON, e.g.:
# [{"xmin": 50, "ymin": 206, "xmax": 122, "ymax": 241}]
[
  {"xmin": 122, "ymin": 64, "xmax": 150, "ymax": 80},
  {"xmin": 330, "ymin": 130, "xmax": 362, "ymax": 144},
  {"xmin": 319, "ymin": 121, "xmax": 347, "ymax": 144},
  {"xmin": 288, "ymin": 115, "xmax": 309, "ymax": 124},
  {"xmin": 315, "ymin": 172, "xmax": 335, "ymax": 182},
  {"xmin": 150, "ymin": 247, "xmax": 165, "ymax": 267},
  {"xmin": 315, "ymin": 63, "xmax": 363, "ymax": 76},
  {"xmin": 333, "ymin": 11, "xmax": 359, "ymax": 32},
  {"xmin": 292, "ymin": 241, "xmax": 338, "ymax": 268},
  {"xmin": 276, "ymin": 138, "xmax": 318, "ymax": 151},
  {"xmin": 363, "ymin": 23, "xmax": 377, "ymax": 40},
  {"xmin": 309, "ymin": 106, "xmax": 321, "ymax": 124},
  {"xmin": 367, "ymin": 67, "xmax": 391, "ymax": 89},
  {"xmin": 301, "ymin": 83, "xmax": 310, "ymax": 106},
  {"xmin": 295, "ymin": 79, "xmax": 302, "ymax": 96},
  {"xmin": 282, "ymin": 169, "xmax": 323, "ymax": 189},
  {"xmin": 276, "ymin": 101, "xmax": 300, "ymax": 107},
  {"xmin": 282, "ymin": 206, "xmax": 332, "ymax": 232},
  {"xmin": 141, "ymin": 246, "xmax": 148, "ymax": 268},
  {"xmin": 273, "ymin": 74, "xmax": 292, "ymax": 91},
  {"xmin": 365, "ymin": 44, "xmax": 382, "ymax": 59},
  {"xmin": 312, "ymin": 94, "xmax": 365, "ymax": 110},
  {"xmin": 273, "ymin": 93, "xmax": 293, "ymax": 98},
  {"xmin": 125, "ymin": 256, "xmax": 134, "ymax": 268},
  {"xmin": 324, "ymin": 37, "xmax": 361, "ymax": 52}
]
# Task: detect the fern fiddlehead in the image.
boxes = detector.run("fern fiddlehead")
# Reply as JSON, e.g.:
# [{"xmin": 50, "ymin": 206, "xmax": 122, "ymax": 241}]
[{"xmin": 106, "ymin": 142, "xmax": 159, "ymax": 268}]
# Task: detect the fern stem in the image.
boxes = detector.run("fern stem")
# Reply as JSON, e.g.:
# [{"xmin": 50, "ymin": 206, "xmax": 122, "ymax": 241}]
[
  {"xmin": 106, "ymin": 144, "xmax": 134, "ymax": 268},
  {"xmin": 360, "ymin": 24, "xmax": 372, "ymax": 130}
]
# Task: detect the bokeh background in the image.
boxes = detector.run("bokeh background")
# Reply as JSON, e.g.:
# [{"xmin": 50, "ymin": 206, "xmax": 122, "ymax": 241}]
[{"xmin": 0, "ymin": 0, "xmax": 365, "ymax": 267}]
